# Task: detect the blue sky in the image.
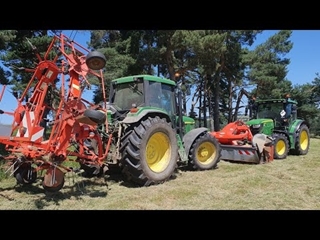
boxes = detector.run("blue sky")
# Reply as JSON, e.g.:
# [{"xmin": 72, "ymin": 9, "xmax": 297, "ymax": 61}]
[
  {"xmin": 0, "ymin": 30, "xmax": 319, "ymax": 125},
  {"xmin": 252, "ymin": 30, "xmax": 320, "ymax": 85}
]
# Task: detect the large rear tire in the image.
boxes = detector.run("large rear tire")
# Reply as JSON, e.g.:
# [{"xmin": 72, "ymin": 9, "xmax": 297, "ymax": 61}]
[
  {"xmin": 121, "ymin": 116, "xmax": 178, "ymax": 186},
  {"xmin": 293, "ymin": 124, "xmax": 310, "ymax": 155},
  {"xmin": 188, "ymin": 133, "xmax": 221, "ymax": 170},
  {"xmin": 273, "ymin": 133, "xmax": 289, "ymax": 159}
]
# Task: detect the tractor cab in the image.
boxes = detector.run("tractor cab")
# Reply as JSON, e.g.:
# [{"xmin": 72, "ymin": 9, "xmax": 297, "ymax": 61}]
[
  {"xmin": 244, "ymin": 96, "xmax": 309, "ymax": 160},
  {"xmin": 246, "ymin": 98, "xmax": 298, "ymax": 136},
  {"xmin": 109, "ymin": 75, "xmax": 176, "ymax": 117},
  {"xmin": 108, "ymin": 75, "xmax": 194, "ymax": 134},
  {"xmin": 252, "ymin": 99, "xmax": 297, "ymax": 128}
]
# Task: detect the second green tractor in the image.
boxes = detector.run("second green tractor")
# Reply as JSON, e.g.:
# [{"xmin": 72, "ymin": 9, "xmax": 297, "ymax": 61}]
[{"xmin": 245, "ymin": 96, "xmax": 310, "ymax": 159}]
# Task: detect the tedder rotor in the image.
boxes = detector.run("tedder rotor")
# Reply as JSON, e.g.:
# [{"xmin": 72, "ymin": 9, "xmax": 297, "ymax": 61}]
[{"xmin": 0, "ymin": 33, "xmax": 108, "ymax": 192}]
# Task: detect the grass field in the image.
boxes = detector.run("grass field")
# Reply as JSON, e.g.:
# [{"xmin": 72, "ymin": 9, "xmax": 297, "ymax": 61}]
[{"xmin": 1, "ymin": 138, "xmax": 320, "ymax": 210}]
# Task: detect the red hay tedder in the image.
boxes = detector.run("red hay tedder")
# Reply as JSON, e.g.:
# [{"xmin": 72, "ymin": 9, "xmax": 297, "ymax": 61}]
[{"xmin": 0, "ymin": 33, "xmax": 109, "ymax": 192}]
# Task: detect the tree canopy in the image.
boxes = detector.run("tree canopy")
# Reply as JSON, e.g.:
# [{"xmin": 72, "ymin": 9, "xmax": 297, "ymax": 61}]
[{"xmin": 0, "ymin": 30, "xmax": 319, "ymax": 134}]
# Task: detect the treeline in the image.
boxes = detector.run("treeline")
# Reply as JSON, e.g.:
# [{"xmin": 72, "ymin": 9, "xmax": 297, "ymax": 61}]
[{"xmin": 0, "ymin": 30, "xmax": 320, "ymax": 135}]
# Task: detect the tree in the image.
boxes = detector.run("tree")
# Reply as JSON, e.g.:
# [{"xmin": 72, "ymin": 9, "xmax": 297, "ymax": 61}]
[
  {"xmin": 243, "ymin": 30, "xmax": 293, "ymax": 99},
  {"xmin": 0, "ymin": 30, "xmax": 17, "ymax": 85},
  {"xmin": 0, "ymin": 30, "xmax": 61, "ymax": 98}
]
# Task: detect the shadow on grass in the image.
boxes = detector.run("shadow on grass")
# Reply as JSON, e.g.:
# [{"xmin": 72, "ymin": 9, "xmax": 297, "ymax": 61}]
[
  {"xmin": 0, "ymin": 175, "xmax": 114, "ymax": 209},
  {"xmin": 0, "ymin": 169, "xmax": 179, "ymax": 209},
  {"xmin": 35, "ymin": 177, "xmax": 113, "ymax": 209}
]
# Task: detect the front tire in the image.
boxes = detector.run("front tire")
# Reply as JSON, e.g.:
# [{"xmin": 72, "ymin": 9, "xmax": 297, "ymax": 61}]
[
  {"xmin": 273, "ymin": 133, "xmax": 289, "ymax": 159},
  {"xmin": 293, "ymin": 124, "xmax": 310, "ymax": 155},
  {"xmin": 121, "ymin": 116, "xmax": 178, "ymax": 186},
  {"xmin": 188, "ymin": 133, "xmax": 221, "ymax": 170}
]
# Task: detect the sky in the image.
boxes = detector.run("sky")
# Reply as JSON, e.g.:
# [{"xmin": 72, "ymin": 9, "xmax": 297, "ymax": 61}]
[
  {"xmin": 253, "ymin": 30, "xmax": 320, "ymax": 85},
  {"xmin": 0, "ymin": 30, "xmax": 319, "ymax": 125}
]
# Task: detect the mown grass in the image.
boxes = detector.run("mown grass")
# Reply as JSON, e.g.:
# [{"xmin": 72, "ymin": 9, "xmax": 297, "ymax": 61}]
[{"xmin": 1, "ymin": 138, "xmax": 320, "ymax": 210}]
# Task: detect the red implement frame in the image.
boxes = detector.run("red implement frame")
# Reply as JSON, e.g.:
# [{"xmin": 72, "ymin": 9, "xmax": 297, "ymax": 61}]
[
  {"xmin": 0, "ymin": 34, "xmax": 110, "ymax": 182},
  {"xmin": 211, "ymin": 120, "xmax": 274, "ymax": 164}
]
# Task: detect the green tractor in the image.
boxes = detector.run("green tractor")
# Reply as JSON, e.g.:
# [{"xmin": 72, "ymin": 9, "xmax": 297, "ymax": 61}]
[
  {"xmin": 245, "ymin": 96, "xmax": 310, "ymax": 159},
  {"xmin": 83, "ymin": 74, "xmax": 222, "ymax": 186}
]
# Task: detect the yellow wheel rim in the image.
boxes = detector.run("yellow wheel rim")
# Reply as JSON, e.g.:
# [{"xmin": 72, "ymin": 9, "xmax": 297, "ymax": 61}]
[
  {"xmin": 196, "ymin": 142, "xmax": 217, "ymax": 165},
  {"xmin": 146, "ymin": 132, "xmax": 171, "ymax": 173},
  {"xmin": 299, "ymin": 130, "xmax": 309, "ymax": 150},
  {"xmin": 276, "ymin": 139, "xmax": 286, "ymax": 156}
]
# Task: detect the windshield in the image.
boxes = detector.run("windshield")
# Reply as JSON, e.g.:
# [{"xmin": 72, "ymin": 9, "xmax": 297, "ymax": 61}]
[
  {"xmin": 256, "ymin": 102, "xmax": 283, "ymax": 119},
  {"xmin": 161, "ymin": 83, "xmax": 176, "ymax": 115},
  {"xmin": 147, "ymin": 81, "xmax": 176, "ymax": 115},
  {"xmin": 113, "ymin": 82, "xmax": 144, "ymax": 110}
]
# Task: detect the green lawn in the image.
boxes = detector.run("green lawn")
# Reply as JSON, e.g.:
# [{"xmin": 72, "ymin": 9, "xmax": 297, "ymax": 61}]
[{"xmin": 0, "ymin": 138, "xmax": 320, "ymax": 210}]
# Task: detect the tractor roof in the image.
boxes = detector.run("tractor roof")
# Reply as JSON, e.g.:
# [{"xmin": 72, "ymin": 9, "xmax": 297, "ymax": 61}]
[
  {"xmin": 255, "ymin": 98, "xmax": 297, "ymax": 104},
  {"xmin": 111, "ymin": 74, "xmax": 176, "ymax": 86}
]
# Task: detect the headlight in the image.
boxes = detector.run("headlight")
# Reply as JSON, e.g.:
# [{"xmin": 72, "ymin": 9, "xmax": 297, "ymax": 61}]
[{"xmin": 251, "ymin": 124, "xmax": 261, "ymax": 128}]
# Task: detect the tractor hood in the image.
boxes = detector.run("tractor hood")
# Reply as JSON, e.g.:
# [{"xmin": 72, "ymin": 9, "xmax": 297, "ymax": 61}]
[
  {"xmin": 245, "ymin": 118, "xmax": 274, "ymax": 136},
  {"xmin": 245, "ymin": 118, "xmax": 273, "ymax": 126}
]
